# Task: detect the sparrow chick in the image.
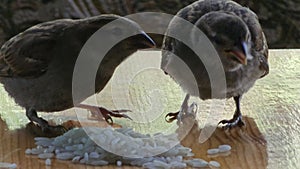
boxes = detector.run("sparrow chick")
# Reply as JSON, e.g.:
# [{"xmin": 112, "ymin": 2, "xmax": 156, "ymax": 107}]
[
  {"xmin": 0, "ymin": 14, "xmax": 155, "ymax": 132},
  {"xmin": 162, "ymin": 0, "xmax": 269, "ymax": 128}
]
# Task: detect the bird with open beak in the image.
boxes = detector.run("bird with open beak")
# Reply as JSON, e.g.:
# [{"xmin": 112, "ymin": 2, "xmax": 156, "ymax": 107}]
[
  {"xmin": 162, "ymin": 0, "xmax": 269, "ymax": 128},
  {"xmin": 0, "ymin": 14, "xmax": 155, "ymax": 133}
]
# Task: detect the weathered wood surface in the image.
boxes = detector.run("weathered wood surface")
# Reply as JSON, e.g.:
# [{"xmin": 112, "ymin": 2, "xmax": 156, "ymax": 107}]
[
  {"xmin": 0, "ymin": 116, "xmax": 268, "ymax": 169},
  {"xmin": 180, "ymin": 116, "xmax": 268, "ymax": 169},
  {"xmin": 0, "ymin": 117, "xmax": 267, "ymax": 169}
]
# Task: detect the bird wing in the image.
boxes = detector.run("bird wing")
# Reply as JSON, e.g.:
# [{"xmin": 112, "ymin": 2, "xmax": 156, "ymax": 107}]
[{"xmin": 0, "ymin": 22, "xmax": 65, "ymax": 78}]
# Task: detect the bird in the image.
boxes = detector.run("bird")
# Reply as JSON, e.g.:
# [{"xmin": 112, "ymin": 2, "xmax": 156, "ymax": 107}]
[
  {"xmin": 0, "ymin": 14, "xmax": 155, "ymax": 133},
  {"xmin": 161, "ymin": 0, "xmax": 269, "ymax": 128}
]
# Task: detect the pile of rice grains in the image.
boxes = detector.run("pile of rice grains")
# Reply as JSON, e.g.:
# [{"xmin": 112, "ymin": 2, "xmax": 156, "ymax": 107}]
[{"xmin": 24, "ymin": 127, "xmax": 232, "ymax": 168}]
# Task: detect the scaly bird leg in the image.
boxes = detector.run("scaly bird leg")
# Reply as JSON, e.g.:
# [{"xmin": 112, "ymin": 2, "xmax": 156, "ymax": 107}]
[
  {"xmin": 218, "ymin": 95, "xmax": 245, "ymax": 129},
  {"xmin": 76, "ymin": 104, "xmax": 132, "ymax": 124}
]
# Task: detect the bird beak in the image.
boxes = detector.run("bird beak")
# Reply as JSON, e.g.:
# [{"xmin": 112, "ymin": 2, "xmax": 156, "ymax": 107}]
[
  {"xmin": 134, "ymin": 31, "xmax": 156, "ymax": 49},
  {"xmin": 229, "ymin": 41, "xmax": 248, "ymax": 65}
]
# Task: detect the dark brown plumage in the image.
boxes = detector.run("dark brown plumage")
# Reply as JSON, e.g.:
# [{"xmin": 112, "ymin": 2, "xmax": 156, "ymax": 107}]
[
  {"xmin": 162, "ymin": 0, "xmax": 269, "ymax": 128},
  {"xmin": 0, "ymin": 14, "xmax": 155, "ymax": 132}
]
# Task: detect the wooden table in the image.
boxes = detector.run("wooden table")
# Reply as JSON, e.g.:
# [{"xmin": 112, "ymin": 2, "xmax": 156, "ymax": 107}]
[{"xmin": 0, "ymin": 49, "xmax": 299, "ymax": 169}]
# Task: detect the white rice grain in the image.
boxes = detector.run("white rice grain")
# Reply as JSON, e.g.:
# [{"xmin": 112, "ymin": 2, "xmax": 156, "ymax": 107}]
[
  {"xmin": 25, "ymin": 148, "xmax": 31, "ymax": 155},
  {"xmin": 218, "ymin": 144, "xmax": 231, "ymax": 153},
  {"xmin": 185, "ymin": 159, "xmax": 208, "ymax": 167},
  {"xmin": 34, "ymin": 137, "xmax": 52, "ymax": 142},
  {"xmin": 38, "ymin": 153, "xmax": 54, "ymax": 159},
  {"xmin": 65, "ymin": 145, "xmax": 76, "ymax": 151},
  {"xmin": 116, "ymin": 160, "xmax": 122, "ymax": 167},
  {"xmin": 89, "ymin": 152, "xmax": 100, "ymax": 159},
  {"xmin": 9, "ymin": 163, "xmax": 17, "ymax": 169},
  {"xmin": 0, "ymin": 162, "xmax": 17, "ymax": 169},
  {"xmin": 209, "ymin": 161, "xmax": 221, "ymax": 168},
  {"xmin": 26, "ymin": 127, "xmax": 221, "ymax": 168},
  {"xmin": 207, "ymin": 148, "xmax": 220, "ymax": 155},
  {"xmin": 169, "ymin": 161, "xmax": 187, "ymax": 168},
  {"xmin": 44, "ymin": 146, "xmax": 55, "ymax": 153},
  {"xmin": 45, "ymin": 158, "xmax": 51, "ymax": 166},
  {"xmin": 84, "ymin": 152, "xmax": 89, "ymax": 161},
  {"xmin": 56, "ymin": 152, "xmax": 74, "ymax": 160},
  {"xmin": 30, "ymin": 148, "xmax": 44, "ymax": 155}
]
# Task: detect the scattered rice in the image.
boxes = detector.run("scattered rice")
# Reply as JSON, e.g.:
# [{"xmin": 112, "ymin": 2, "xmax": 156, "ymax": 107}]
[
  {"xmin": 56, "ymin": 152, "xmax": 74, "ymax": 160},
  {"xmin": 0, "ymin": 162, "xmax": 17, "ymax": 169},
  {"xmin": 26, "ymin": 127, "xmax": 217, "ymax": 168},
  {"xmin": 116, "ymin": 160, "xmax": 122, "ymax": 167},
  {"xmin": 185, "ymin": 159, "xmax": 208, "ymax": 168},
  {"xmin": 38, "ymin": 153, "xmax": 54, "ymax": 159},
  {"xmin": 209, "ymin": 160, "xmax": 221, "ymax": 168},
  {"xmin": 25, "ymin": 148, "xmax": 31, "ymax": 155},
  {"xmin": 218, "ymin": 144, "xmax": 231, "ymax": 153},
  {"xmin": 207, "ymin": 148, "xmax": 219, "ymax": 155},
  {"xmin": 207, "ymin": 144, "xmax": 232, "ymax": 156},
  {"xmin": 9, "ymin": 163, "xmax": 17, "ymax": 169},
  {"xmin": 30, "ymin": 148, "xmax": 44, "ymax": 155},
  {"xmin": 45, "ymin": 158, "xmax": 51, "ymax": 166}
]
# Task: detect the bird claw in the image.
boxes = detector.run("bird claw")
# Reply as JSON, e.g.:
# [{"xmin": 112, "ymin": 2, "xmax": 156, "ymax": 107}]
[
  {"xmin": 165, "ymin": 112, "xmax": 179, "ymax": 123},
  {"xmin": 95, "ymin": 107, "xmax": 132, "ymax": 125},
  {"xmin": 105, "ymin": 115, "xmax": 113, "ymax": 125},
  {"xmin": 27, "ymin": 122, "xmax": 68, "ymax": 137},
  {"xmin": 165, "ymin": 102, "xmax": 198, "ymax": 123},
  {"xmin": 218, "ymin": 115, "xmax": 245, "ymax": 129},
  {"xmin": 106, "ymin": 110, "xmax": 133, "ymax": 124},
  {"xmin": 25, "ymin": 108, "xmax": 68, "ymax": 136}
]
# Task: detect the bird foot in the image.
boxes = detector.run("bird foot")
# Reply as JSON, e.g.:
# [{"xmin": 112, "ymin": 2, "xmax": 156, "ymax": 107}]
[
  {"xmin": 218, "ymin": 115, "xmax": 245, "ymax": 129},
  {"xmin": 26, "ymin": 122, "xmax": 67, "ymax": 137},
  {"xmin": 77, "ymin": 104, "xmax": 132, "ymax": 124},
  {"xmin": 165, "ymin": 102, "xmax": 198, "ymax": 123},
  {"xmin": 93, "ymin": 107, "xmax": 132, "ymax": 124},
  {"xmin": 41, "ymin": 124, "xmax": 68, "ymax": 135},
  {"xmin": 26, "ymin": 108, "xmax": 68, "ymax": 136}
]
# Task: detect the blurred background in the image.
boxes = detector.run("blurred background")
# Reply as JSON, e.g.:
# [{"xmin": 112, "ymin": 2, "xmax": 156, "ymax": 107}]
[
  {"xmin": 0, "ymin": 0, "xmax": 299, "ymax": 48},
  {"xmin": 0, "ymin": 1, "xmax": 299, "ymax": 168}
]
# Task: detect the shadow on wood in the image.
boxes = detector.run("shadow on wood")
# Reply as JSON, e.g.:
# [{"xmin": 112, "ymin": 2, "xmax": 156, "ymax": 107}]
[{"xmin": 179, "ymin": 116, "xmax": 268, "ymax": 169}]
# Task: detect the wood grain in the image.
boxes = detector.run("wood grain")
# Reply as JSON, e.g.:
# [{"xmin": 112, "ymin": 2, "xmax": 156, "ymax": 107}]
[
  {"xmin": 0, "ymin": 118, "xmax": 141, "ymax": 169},
  {"xmin": 0, "ymin": 115, "xmax": 267, "ymax": 169},
  {"xmin": 179, "ymin": 116, "xmax": 267, "ymax": 169}
]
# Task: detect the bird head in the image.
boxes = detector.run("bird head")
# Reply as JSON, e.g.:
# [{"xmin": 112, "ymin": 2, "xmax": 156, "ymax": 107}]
[
  {"xmin": 78, "ymin": 15, "xmax": 156, "ymax": 63},
  {"xmin": 195, "ymin": 11, "xmax": 252, "ymax": 71},
  {"xmin": 103, "ymin": 17, "xmax": 156, "ymax": 59}
]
